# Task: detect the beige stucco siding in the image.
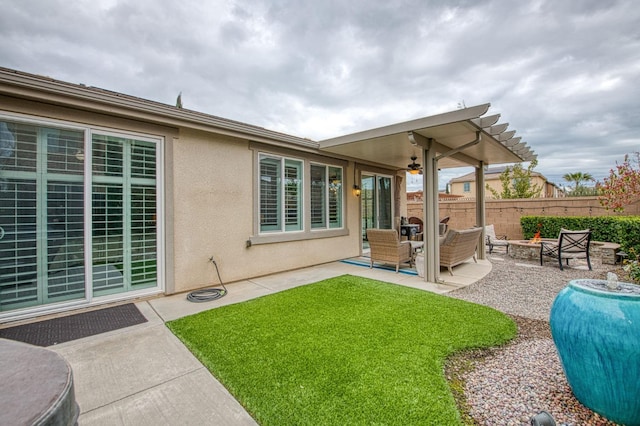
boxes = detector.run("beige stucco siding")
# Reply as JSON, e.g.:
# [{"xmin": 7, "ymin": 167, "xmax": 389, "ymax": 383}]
[
  {"xmin": 171, "ymin": 129, "xmax": 252, "ymax": 291},
  {"xmin": 171, "ymin": 128, "xmax": 361, "ymax": 293}
]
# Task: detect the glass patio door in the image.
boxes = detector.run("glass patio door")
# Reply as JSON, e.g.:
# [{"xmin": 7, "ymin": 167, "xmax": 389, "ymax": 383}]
[
  {"xmin": 0, "ymin": 118, "xmax": 159, "ymax": 314},
  {"xmin": 0, "ymin": 123, "xmax": 86, "ymax": 311},
  {"xmin": 91, "ymin": 133, "xmax": 158, "ymax": 297},
  {"xmin": 361, "ymin": 174, "xmax": 393, "ymax": 249}
]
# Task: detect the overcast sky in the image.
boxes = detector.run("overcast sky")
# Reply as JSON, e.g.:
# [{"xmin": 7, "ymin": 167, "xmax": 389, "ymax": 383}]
[{"xmin": 2, "ymin": 0, "xmax": 639, "ymax": 190}]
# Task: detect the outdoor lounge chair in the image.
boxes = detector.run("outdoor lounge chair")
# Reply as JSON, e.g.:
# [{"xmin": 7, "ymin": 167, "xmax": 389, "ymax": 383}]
[
  {"xmin": 485, "ymin": 224, "xmax": 509, "ymax": 254},
  {"xmin": 366, "ymin": 228, "xmax": 413, "ymax": 272},
  {"xmin": 439, "ymin": 227, "xmax": 483, "ymax": 275},
  {"xmin": 540, "ymin": 229, "xmax": 592, "ymax": 270}
]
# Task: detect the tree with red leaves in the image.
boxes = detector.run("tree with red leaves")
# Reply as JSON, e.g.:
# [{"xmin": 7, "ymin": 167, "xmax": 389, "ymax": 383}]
[{"xmin": 599, "ymin": 152, "xmax": 640, "ymax": 212}]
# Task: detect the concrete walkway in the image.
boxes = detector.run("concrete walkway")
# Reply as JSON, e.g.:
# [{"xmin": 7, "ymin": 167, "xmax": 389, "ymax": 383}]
[{"xmin": 52, "ymin": 258, "xmax": 491, "ymax": 425}]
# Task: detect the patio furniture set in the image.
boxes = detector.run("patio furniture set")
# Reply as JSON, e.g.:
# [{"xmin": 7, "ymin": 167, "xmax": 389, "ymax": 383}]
[
  {"xmin": 366, "ymin": 225, "xmax": 483, "ymax": 275},
  {"xmin": 367, "ymin": 221, "xmax": 597, "ymax": 275}
]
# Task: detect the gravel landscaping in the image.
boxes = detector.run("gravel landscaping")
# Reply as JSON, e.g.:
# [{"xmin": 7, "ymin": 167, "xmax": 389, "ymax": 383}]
[{"xmin": 446, "ymin": 252, "xmax": 625, "ymax": 425}]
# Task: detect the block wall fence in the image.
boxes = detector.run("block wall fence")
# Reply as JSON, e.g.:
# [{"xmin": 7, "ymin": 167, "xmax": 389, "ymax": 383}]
[{"xmin": 407, "ymin": 197, "xmax": 640, "ymax": 240}]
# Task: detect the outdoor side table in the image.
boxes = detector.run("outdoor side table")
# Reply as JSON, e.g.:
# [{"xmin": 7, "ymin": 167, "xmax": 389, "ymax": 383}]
[{"xmin": 0, "ymin": 338, "xmax": 79, "ymax": 426}]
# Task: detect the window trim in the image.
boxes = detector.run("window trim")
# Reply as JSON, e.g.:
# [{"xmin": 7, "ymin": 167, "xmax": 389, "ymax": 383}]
[
  {"xmin": 258, "ymin": 153, "xmax": 304, "ymax": 234},
  {"xmin": 249, "ymin": 143, "xmax": 348, "ymax": 245},
  {"xmin": 310, "ymin": 162, "xmax": 343, "ymax": 231}
]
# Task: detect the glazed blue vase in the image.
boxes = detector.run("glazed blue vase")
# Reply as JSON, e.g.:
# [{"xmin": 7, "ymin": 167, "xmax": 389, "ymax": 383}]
[{"xmin": 550, "ymin": 279, "xmax": 640, "ymax": 425}]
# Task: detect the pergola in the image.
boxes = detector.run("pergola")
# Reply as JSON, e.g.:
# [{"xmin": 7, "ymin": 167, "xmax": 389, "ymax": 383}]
[{"xmin": 319, "ymin": 103, "xmax": 536, "ymax": 283}]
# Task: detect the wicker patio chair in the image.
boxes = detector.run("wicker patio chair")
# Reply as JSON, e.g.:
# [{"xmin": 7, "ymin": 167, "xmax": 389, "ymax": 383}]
[
  {"xmin": 540, "ymin": 229, "xmax": 592, "ymax": 270},
  {"xmin": 408, "ymin": 216, "xmax": 423, "ymax": 240},
  {"xmin": 366, "ymin": 228, "xmax": 413, "ymax": 272},
  {"xmin": 485, "ymin": 224, "xmax": 509, "ymax": 254},
  {"xmin": 439, "ymin": 227, "xmax": 483, "ymax": 275}
]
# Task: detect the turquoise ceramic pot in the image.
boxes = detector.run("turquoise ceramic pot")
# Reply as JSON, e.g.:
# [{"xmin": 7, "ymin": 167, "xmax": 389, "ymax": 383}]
[{"xmin": 550, "ymin": 279, "xmax": 640, "ymax": 425}]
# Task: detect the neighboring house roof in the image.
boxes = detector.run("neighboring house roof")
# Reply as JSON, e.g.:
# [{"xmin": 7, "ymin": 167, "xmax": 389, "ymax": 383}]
[{"xmin": 449, "ymin": 166, "xmax": 547, "ymax": 183}]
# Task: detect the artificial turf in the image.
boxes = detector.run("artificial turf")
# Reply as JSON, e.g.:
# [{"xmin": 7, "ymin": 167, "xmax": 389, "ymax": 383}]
[{"xmin": 167, "ymin": 274, "xmax": 516, "ymax": 425}]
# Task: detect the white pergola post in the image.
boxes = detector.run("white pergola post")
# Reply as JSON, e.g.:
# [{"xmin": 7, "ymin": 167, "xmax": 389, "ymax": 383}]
[
  {"xmin": 421, "ymin": 143, "xmax": 440, "ymax": 283},
  {"xmin": 476, "ymin": 162, "xmax": 486, "ymax": 259}
]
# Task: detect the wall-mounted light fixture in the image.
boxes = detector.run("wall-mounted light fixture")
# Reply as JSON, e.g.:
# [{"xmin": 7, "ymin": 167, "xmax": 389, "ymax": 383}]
[{"xmin": 352, "ymin": 162, "xmax": 361, "ymax": 196}]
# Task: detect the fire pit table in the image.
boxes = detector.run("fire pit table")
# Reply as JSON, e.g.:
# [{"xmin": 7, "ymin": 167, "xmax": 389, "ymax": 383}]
[{"xmin": 507, "ymin": 239, "xmax": 553, "ymax": 260}]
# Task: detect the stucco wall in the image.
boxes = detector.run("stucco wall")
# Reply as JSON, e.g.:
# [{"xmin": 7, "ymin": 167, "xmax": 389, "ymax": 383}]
[
  {"xmin": 171, "ymin": 129, "xmax": 362, "ymax": 293},
  {"xmin": 407, "ymin": 197, "xmax": 640, "ymax": 240}
]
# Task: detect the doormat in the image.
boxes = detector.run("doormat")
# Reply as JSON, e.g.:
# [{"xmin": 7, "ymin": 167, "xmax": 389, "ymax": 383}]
[
  {"xmin": 0, "ymin": 303, "xmax": 147, "ymax": 347},
  {"xmin": 341, "ymin": 258, "xmax": 418, "ymax": 276}
]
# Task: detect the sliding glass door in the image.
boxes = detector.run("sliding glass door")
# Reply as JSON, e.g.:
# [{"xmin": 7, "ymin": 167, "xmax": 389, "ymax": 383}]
[
  {"xmin": 0, "ymin": 118, "xmax": 160, "ymax": 313},
  {"xmin": 91, "ymin": 133, "xmax": 158, "ymax": 296},
  {"xmin": 0, "ymin": 123, "xmax": 86, "ymax": 310},
  {"xmin": 361, "ymin": 173, "xmax": 393, "ymax": 249}
]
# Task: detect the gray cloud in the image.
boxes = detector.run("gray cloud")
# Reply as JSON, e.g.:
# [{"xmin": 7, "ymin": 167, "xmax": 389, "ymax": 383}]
[{"xmin": 2, "ymin": 0, "xmax": 639, "ymax": 188}]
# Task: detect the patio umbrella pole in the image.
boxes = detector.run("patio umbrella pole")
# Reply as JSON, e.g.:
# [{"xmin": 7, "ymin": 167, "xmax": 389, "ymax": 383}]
[{"xmin": 187, "ymin": 257, "xmax": 228, "ymax": 302}]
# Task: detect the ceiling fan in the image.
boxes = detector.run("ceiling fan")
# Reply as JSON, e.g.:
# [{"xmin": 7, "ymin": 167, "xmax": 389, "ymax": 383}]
[{"xmin": 407, "ymin": 155, "xmax": 422, "ymax": 175}]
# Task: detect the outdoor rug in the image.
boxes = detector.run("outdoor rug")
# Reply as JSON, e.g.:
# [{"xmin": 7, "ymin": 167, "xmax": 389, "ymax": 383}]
[
  {"xmin": 0, "ymin": 303, "xmax": 147, "ymax": 347},
  {"xmin": 341, "ymin": 257, "xmax": 418, "ymax": 276}
]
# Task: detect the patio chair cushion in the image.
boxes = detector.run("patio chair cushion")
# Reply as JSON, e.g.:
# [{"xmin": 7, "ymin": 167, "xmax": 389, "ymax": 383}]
[
  {"xmin": 366, "ymin": 229, "xmax": 413, "ymax": 273},
  {"xmin": 439, "ymin": 227, "xmax": 483, "ymax": 275}
]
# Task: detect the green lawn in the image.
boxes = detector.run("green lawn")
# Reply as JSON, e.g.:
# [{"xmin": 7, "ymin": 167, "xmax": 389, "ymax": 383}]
[{"xmin": 167, "ymin": 275, "xmax": 516, "ymax": 425}]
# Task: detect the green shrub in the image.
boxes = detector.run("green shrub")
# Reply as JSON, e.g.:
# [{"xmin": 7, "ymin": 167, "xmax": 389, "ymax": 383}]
[
  {"xmin": 623, "ymin": 248, "xmax": 640, "ymax": 284},
  {"xmin": 521, "ymin": 216, "xmax": 640, "ymax": 255}
]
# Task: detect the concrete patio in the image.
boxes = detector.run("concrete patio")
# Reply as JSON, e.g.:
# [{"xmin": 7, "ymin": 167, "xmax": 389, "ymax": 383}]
[{"xmin": 51, "ymin": 258, "xmax": 490, "ymax": 425}]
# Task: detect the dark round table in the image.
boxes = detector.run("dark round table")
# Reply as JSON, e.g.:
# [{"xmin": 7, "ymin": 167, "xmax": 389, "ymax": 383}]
[{"xmin": 0, "ymin": 338, "xmax": 79, "ymax": 425}]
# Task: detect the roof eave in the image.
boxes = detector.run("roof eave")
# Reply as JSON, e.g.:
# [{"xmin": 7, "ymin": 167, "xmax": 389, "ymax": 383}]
[{"xmin": 0, "ymin": 67, "xmax": 318, "ymax": 149}]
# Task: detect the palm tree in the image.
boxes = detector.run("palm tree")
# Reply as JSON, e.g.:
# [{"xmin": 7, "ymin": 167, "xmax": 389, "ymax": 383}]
[{"xmin": 563, "ymin": 172, "xmax": 594, "ymax": 196}]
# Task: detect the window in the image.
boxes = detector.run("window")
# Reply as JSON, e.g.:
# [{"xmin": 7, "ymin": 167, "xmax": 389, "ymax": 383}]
[
  {"xmin": 463, "ymin": 182, "xmax": 471, "ymax": 192},
  {"xmin": 311, "ymin": 164, "xmax": 343, "ymax": 229},
  {"xmin": 259, "ymin": 154, "xmax": 302, "ymax": 233},
  {"xmin": 257, "ymin": 152, "xmax": 344, "ymax": 237}
]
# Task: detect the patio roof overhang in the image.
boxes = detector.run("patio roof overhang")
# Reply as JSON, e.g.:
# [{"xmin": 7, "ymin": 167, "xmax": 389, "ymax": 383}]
[
  {"xmin": 319, "ymin": 103, "xmax": 536, "ymax": 285},
  {"xmin": 318, "ymin": 103, "xmax": 536, "ymax": 170}
]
